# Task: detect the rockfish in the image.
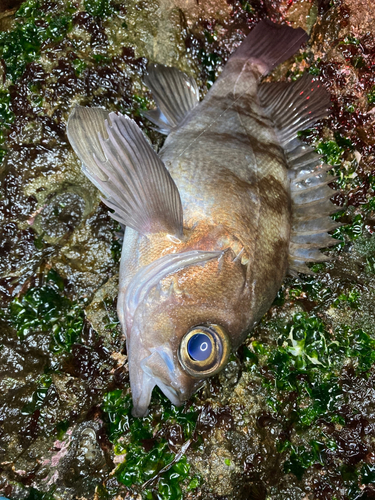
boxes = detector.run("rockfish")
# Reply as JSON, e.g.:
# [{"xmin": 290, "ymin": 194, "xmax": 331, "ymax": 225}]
[{"xmin": 67, "ymin": 20, "xmax": 337, "ymax": 416}]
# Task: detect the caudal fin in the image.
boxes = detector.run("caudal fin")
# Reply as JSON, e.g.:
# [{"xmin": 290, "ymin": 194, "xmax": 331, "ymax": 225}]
[{"xmin": 230, "ymin": 20, "xmax": 308, "ymax": 75}]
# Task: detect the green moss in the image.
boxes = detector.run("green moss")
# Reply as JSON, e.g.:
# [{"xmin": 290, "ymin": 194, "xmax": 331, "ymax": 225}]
[
  {"xmin": 84, "ymin": 0, "xmax": 114, "ymax": 19},
  {"xmin": 0, "ymin": 0, "xmax": 75, "ymax": 82},
  {"xmin": 9, "ymin": 269, "xmax": 83, "ymax": 351},
  {"xmin": 101, "ymin": 389, "xmax": 198, "ymax": 499}
]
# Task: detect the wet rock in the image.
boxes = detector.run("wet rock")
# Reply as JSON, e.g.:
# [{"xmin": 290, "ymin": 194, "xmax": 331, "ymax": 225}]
[
  {"xmin": 56, "ymin": 422, "xmax": 109, "ymax": 497},
  {"xmin": 1, "ymin": 0, "xmax": 375, "ymax": 499},
  {"xmin": 34, "ymin": 190, "xmax": 86, "ymax": 243}
]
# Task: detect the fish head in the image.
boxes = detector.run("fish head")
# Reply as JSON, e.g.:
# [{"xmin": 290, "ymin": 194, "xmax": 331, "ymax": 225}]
[{"xmin": 124, "ymin": 247, "xmax": 249, "ymax": 417}]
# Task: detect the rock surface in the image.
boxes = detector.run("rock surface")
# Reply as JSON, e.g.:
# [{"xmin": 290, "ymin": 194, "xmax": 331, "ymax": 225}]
[{"xmin": 1, "ymin": 0, "xmax": 375, "ymax": 499}]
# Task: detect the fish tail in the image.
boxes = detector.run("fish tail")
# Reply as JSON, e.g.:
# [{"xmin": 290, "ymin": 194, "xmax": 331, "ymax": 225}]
[{"xmin": 229, "ymin": 20, "xmax": 308, "ymax": 75}]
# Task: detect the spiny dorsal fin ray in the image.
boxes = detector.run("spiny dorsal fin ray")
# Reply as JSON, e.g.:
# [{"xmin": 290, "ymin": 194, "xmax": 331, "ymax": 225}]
[
  {"xmin": 259, "ymin": 73, "xmax": 331, "ymax": 152},
  {"xmin": 67, "ymin": 106, "xmax": 183, "ymax": 237},
  {"xmin": 143, "ymin": 64, "xmax": 200, "ymax": 135},
  {"xmin": 259, "ymin": 74, "xmax": 339, "ymax": 275}
]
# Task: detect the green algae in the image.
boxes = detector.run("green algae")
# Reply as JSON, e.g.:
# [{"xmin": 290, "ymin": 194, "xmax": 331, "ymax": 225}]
[
  {"xmin": 245, "ymin": 311, "xmax": 375, "ymax": 483},
  {"xmin": 71, "ymin": 58, "xmax": 87, "ymax": 76},
  {"xmin": 332, "ymin": 212, "xmax": 364, "ymax": 246},
  {"xmin": 101, "ymin": 389, "xmax": 199, "ymax": 499},
  {"xmin": 83, "ymin": 0, "xmax": 114, "ymax": 19},
  {"xmin": 24, "ymin": 488, "xmax": 56, "ymax": 500},
  {"xmin": 0, "ymin": 0, "xmax": 75, "ymax": 82},
  {"xmin": 0, "ymin": 89, "xmax": 14, "ymax": 162},
  {"xmin": 298, "ymin": 131, "xmax": 357, "ymax": 189},
  {"xmin": 0, "ymin": 0, "xmax": 77, "ymax": 166},
  {"xmin": 55, "ymin": 419, "xmax": 70, "ymax": 439},
  {"xmin": 9, "ymin": 269, "xmax": 84, "ymax": 351},
  {"xmin": 352, "ymin": 233, "xmax": 375, "ymax": 275},
  {"xmin": 22, "ymin": 373, "xmax": 52, "ymax": 414},
  {"xmin": 0, "ymin": 88, "xmax": 14, "ymax": 126},
  {"xmin": 333, "ymin": 288, "xmax": 361, "ymax": 309},
  {"xmin": 366, "ymin": 86, "xmax": 375, "ymax": 104},
  {"xmin": 282, "ymin": 441, "xmax": 325, "ymax": 481}
]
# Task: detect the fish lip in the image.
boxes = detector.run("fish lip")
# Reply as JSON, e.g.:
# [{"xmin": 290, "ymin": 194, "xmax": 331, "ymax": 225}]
[{"xmin": 129, "ymin": 345, "xmax": 186, "ymax": 417}]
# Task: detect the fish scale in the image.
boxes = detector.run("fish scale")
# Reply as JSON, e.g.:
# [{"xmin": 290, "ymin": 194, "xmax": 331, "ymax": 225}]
[{"xmin": 67, "ymin": 20, "xmax": 338, "ymax": 416}]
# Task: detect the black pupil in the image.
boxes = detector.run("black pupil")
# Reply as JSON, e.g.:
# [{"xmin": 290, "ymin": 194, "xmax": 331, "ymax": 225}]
[{"xmin": 187, "ymin": 333, "xmax": 212, "ymax": 361}]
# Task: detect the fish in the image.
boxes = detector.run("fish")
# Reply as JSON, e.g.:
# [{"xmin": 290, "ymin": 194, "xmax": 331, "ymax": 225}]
[{"xmin": 67, "ymin": 20, "xmax": 338, "ymax": 417}]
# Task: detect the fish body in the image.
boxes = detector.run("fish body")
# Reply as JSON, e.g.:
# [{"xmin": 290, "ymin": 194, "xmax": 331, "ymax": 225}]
[{"xmin": 67, "ymin": 20, "xmax": 336, "ymax": 416}]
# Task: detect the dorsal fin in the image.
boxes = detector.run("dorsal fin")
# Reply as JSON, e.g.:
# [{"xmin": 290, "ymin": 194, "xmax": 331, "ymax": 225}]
[
  {"xmin": 143, "ymin": 64, "xmax": 200, "ymax": 134},
  {"xmin": 259, "ymin": 74, "xmax": 339, "ymax": 275},
  {"xmin": 259, "ymin": 73, "xmax": 331, "ymax": 152},
  {"xmin": 67, "ymin": 106, "xmax": 183, "ymax": 237}
]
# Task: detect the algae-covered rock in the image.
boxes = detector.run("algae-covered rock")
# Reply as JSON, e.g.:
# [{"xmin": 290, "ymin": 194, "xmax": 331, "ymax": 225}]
[{"xmin": 1, "ymin": 0, "xmax": 375, "ymax": 499}]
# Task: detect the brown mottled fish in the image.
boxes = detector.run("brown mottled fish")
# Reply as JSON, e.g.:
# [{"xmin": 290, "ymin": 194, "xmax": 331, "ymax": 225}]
[{"xmin": 67, "ymin": 20, "xmax": 337, "ymax": 417}]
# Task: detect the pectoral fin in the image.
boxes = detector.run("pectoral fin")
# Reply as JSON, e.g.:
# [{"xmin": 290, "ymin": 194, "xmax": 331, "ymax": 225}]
[
  {"xmin": 67, "ymin": 107, "xmax": 183, "ymax": 236},
  {"xmin": 143, "ymin": 64, "xmax": 200, "ymax": 134}
]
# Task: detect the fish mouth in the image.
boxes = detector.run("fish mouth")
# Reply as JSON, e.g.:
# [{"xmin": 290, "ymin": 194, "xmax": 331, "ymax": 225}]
[{"xmin": 129, "ymin": 346, "xmax": 188, "ymax": 418}]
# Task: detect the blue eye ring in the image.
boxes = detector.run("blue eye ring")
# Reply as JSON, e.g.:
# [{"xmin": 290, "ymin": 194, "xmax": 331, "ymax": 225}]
[{"xmin": 178, "ymin": 324, "xmax": 231, "ymax": 379}]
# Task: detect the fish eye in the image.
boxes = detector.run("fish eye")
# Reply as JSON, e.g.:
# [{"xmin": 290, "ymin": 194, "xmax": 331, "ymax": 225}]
[
  {"xmin": 178, "ymin": 324, "xmax": 231, "ymax": 378},
  {"xmin": 188, "ymin": 333, "xmax": 212, "ymax": 361}
]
